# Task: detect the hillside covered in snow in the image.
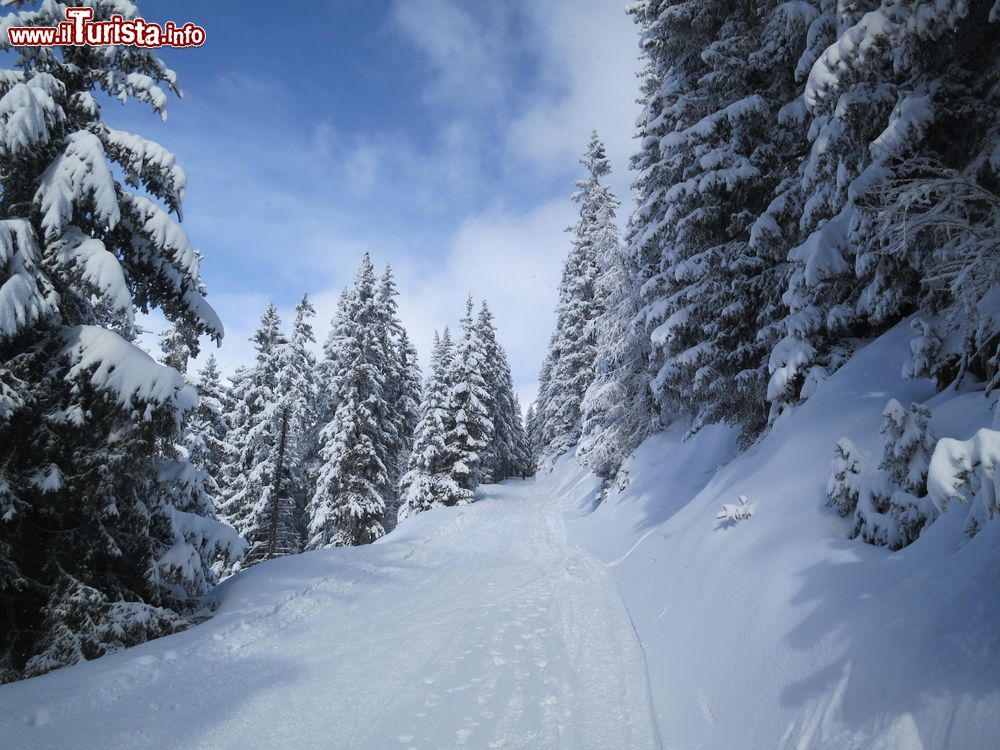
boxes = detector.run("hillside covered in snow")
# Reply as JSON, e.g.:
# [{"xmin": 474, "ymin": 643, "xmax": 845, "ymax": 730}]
[{"xmin": 2, "ymin": 322, "xmax": 997, "ymax": 750}]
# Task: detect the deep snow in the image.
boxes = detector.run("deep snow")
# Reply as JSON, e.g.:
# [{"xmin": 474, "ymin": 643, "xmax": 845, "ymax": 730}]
[
  {"xmin": 567, "ymin": 320, "xmax": 1000, "ymax": 750},
  {"xmin": 0, "ymin": 480, "xmax": 659, "ymax": 750},
  {"xmin": 1, "ymin": 322, "xmax": 997, "ymax": 750}
]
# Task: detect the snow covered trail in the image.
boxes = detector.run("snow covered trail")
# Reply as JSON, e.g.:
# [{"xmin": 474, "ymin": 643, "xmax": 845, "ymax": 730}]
[{"xmin": 0, "ymin": 479, "xmax": 660, "ymax": 750}]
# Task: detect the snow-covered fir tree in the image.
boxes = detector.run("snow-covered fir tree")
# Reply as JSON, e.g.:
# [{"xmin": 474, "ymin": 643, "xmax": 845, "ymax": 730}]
[
  {"xmin": 770, "ymin": 0, "xmax": 1000, "ymax": 413},
  {"xmin": 828, "ymin": 399, "xmax": 939, "ymax": 550},
  {"xmin": 441, "ymin": 297, "xmax": 494, "ymax": 500},
  {"xmin": 219, "ymin": 304, "xmax": 299, "ymax": 563},
  {"xmin": 0, "ymin": 0, "xmax": 240, "ymax": 681},
  {"xmin": 376, "ymin": 266, "xmax": 421, "ymax": 528},
  {"xmin": 307, "ymin": 254, "xmax": 396, "ymax": 548},
  {"xmin": 578, "ymin": 157, "xmax": 654, "ymax": 480},
  {"xmin": 275, "ymin": 294, "xmax": 320, "ymax": 550},
  {"xmin": 523, "ymin": 400, "xmax": 540, "ymax": 474},
  {"xmin": 510, "ymin": 393, "xmax": 532, "ymax": 479},
  {"xmin": 398, "ymin": 328, "xmax": 462, "ymax": 519},
  {"xmin": 476, "ymin": 301, "xmax": 527, "ymax": 482},
  {"xmin": 534, "ymin": 134, "xmax": 609, "ymax": 462},
  {"xmin": 189, "ymin": 355, "xmax": 231, "ymax": 507}
]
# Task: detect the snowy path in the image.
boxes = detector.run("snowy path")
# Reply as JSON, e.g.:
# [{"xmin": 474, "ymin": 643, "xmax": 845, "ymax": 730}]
[{"xmin": 0, "ymin": 480, "xmax": 661, "ymax": 750}]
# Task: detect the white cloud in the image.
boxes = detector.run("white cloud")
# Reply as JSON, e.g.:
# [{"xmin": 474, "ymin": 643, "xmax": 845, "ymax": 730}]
[
  {"xmin": 390, "ymin": 0, "xmax": 516, "ymax": 111},
  {"xmin": 394, "ymin": 198, "xmax": 575, "ymax": 401},
  {"xmin": 505, "ymin": 0, "xmax": 640, "ymax": 201},
  {"xmin": 152, "ymin": 0, "xmax": 642, "ymax": 412}
]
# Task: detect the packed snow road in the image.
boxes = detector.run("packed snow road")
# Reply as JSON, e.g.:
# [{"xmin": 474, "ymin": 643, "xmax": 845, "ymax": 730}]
[{"xmin": 0, "ymin": 479, "xmax": 661, "ymax": 750}]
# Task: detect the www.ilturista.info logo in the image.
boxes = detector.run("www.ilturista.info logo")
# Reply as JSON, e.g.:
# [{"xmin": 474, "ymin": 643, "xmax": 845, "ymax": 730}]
[{"xmin": 7, "ymin": 7, "xmax": 205, "ymax": 48}]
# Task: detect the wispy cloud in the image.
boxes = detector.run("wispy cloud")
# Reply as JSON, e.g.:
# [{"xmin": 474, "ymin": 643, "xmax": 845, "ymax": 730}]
[{"xmin": 135, "ymin": 0, "xmax": 640, "ymax": 406}]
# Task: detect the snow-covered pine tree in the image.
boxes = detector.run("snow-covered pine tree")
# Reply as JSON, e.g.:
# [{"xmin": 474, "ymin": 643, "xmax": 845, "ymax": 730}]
[
  {"xmin": 307, "ymin": 254, "xmax": 395, "ymax": 548},
  {"xmin": 510, "ymin": 393, "xmax": 531, "ymax": 478},
  {"xmin": 523, "ymin": 400, "xmax": 539, "ymax": 475},
  {"xmin": 398, "ymin": 328, "xmax": 463, "ymax": 520},
  {"xmin": 826, "ymin": 437, "xmax": 866, "ymax": 518},
  {"xmin": 866, "ymin": 399, "xmax": 938, "ymax": 548},
  {"xmin": 275, "ymin": 293, "xmax": 319, "ymax": 550},
  {"xmin": 531, "ymin": 349, "xmax": 555, "ymax": 468},
  {"xmin": 392, "ymin": 326, "xmax": 422, "ymax": 479},
  {"xmin": 928, "ymin": 428, "xmax": 1000, "ymax": 538},
  {"xmin": 158, "ymin": 324, "xmax": 197, "ymax": 374},
  {"xmin": 536, "ymin": 134, "xmax": 609, "ymax": 462},
  {"xmin": 219, "ymin": 304, "xmax": 298, "ymax": 563},
  {"xmin": 0, "ymin": 0, "xmax": 240, "ymax": 681},
  {"xmin": 442, "ymin": 297, "xmax": 494, "ymax": 500},
  {"xmin": 191, "ymin": 355, "xmax": 231, "ymax": 488},
  {"xmin": 375, "ymin": 265, "xmax": 420, "ymax": 528},
  {"xmin": 771, "ymin": 0, "xmax": 1000, "ymax": 413},
  {"xmin": 830, "ymin": 399, "xmax": 939, "ymax": 550},
  {"xmin": 314, "ymin": 287, "xmax": 351, "ymax": 436},
  {"xmin": 578, "ymin": 162, "xmax": 654, "ymax": 480},
  {"xmin": 630, "ymin": 1, "xmax": 822, "ymax": 443},
  {"xmin": 475, "ymin": 301, "xmax": 522, "ymax": 483}
]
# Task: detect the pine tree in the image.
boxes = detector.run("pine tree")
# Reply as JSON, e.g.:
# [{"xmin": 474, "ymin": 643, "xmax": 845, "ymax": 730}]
[
  {"xmin": 536, "ymin": 134, "xmax": 609, "ymax": 461},
  {"xmin": 531, "ymin": 349, "xmax": 555, "ymax": 468},
  {"xmin": 771, "ymin": 0, "xmax": 1000, "ymax": 412},
  {"xmin": 475, "ymin": 301, "xmax": 522, "ymax": 483},
  {"xmin": 191, "ymin": 355, "xmax": 230, "ymax": 491},
  {"xmin": 524, "ymin": 400, "xmax": 539, "ymax": 475},
  {"xmin": 0, "ymin": 0, "xmax": 239, "ymax": 681},
  {"xmin": 219, "ymin": 304, "xmax": 298, "ymax": 563},
  {"xmin": 273, "ymin": 294, "xmax": 319, "ymax": 551},
  {"xmin": 510, "ymin": 393, "xmax": 532, "ymax": 478},
  {"xmin": 398, "ymin": 329, "xmax": 463, "ymax": 519},
  {"xmin": 442, "ymin": 297, "xmax": 494, "ymax": 500},
  {"xmin": 578, "ymin": 157, "xmax": 654, "ymax": 479},
  {"xmin": 307, "ymin": 254, "xmax": 395, "ymax": 548},
  {"xmin": 375, "ymin": 266, "xmax": 421, "ymax": 528}
]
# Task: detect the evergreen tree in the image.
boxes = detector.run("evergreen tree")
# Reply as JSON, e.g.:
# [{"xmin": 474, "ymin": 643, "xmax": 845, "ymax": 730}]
[
  {"xmin": 531, "ymin": 349, "xmax": 555, "ymax": 468},
  {"xmin": 219, "ymin": 304, "xmax": 298, "ymax": 563},
  {"xmin": 398, "ymin": 329, "xmax": 462, "ymax": 519},
  {"xmin": 578, "ymin": 157, "xmax": 655, "ymax": 479},
  {"xmin": 376, "ymin": 266, "xmax": 421, "ymax": 527},
  {"xmin": 510, "ymin": 393, "xmax": 532, "ymax": 478},
  {"xmin": 442, "ymin": 297, "xmax": 494, "ymax": 499},
  {"xmin": 770, "ymin": 0, "xmax": 1000, "ymax": 412},
  {"xmin": 191, "ymin": 355, "xmax": 231, "ymax": 486},
  {"xmin": 524, "ymin": 400, "xmax": 540, "ymax": 474},
  {"xmin": 0, "ymin": 0, "xmax": 239, "ymax": 681},
  {"xmin": 536, "ymin": 134, "xmax": 609, "ymax": 461},
  {"xmin": 275, "ymin": 294, "xmax": 319, "ymax": 550},
  {"xmin": 475, "ymin": 301, "xmax": 522, "ymax": 483},
  {"xmin": 307, "ymin": 255, "xmax": 395, "ymax": 548}
]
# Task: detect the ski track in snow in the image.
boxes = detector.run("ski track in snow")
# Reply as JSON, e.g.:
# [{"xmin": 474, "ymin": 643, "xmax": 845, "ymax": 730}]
[{"xmin": 0, "ymin": 481, "xmax": 661, "ymax": 750}]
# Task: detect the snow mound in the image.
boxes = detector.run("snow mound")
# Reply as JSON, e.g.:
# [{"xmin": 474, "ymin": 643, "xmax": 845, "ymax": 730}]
[{"xmin": 568, "ymin": 320, "xmax": 1000, "ymax": 750}]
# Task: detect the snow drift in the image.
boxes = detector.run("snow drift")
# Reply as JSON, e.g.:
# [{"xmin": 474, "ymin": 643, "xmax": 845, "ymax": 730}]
[{"xmin": 560, "ymin": 320, "xmax": 999, "ymax": 750}]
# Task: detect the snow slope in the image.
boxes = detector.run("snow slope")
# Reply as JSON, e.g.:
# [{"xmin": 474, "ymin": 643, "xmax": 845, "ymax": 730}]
[
  {"xmin": 1, "ymin": 322, "xmax": 996, "ymax": 750},
  {"xmin": 0, "ymin": 480, "xmax": 658, "ymax": 750},
  {"xmin": 565, "ymin": 320, "xmax": 1000, "ymax": 750}
]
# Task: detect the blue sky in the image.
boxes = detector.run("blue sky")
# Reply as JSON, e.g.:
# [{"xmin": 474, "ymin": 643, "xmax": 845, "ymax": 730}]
[{"xmin": 119, "ymin": 0, "xmax": 640, "ymax": 405}]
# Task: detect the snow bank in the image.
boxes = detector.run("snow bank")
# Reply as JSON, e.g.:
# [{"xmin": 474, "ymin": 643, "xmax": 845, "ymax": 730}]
[{"xmin": 561, "ymin": 320, "xmax": 999, "ymax": 750}]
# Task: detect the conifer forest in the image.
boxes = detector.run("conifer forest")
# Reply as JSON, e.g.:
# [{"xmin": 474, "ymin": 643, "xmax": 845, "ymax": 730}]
[{"xmin": 0, "ymin": 2, "xmax": 998, "ymax": 749}]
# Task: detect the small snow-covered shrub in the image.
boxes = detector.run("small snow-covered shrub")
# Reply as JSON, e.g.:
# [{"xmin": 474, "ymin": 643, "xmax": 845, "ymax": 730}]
[
  {"xmin": 854, "ymin": 400, "xmax": 939, "ymax": 548},
  {"xmin": 717, "ymin": 495, "xmax": 754, "ymax": 524},
  {"xmin": 826, "ymin": 438, "xmax": 866, "ymax": 517},
  {"xmin": 927, "ymin": 429, "xmax": 1000, "ymax": 539},
  {"xmin": 827, "ymin": 400, "xmax": 1000, "ymax": 549},
  {"xmin": 902, "ymin": 318, "xmax": 943, "ymax": 384}
]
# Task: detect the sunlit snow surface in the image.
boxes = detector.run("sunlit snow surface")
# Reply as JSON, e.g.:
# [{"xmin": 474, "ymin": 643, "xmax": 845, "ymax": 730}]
[
  {"xmin": 2, "ymin": 321, "xmax": 998, "ymax": 750},
  {"xmin": 0, "ymin": 481, "xmax": 658, "ymax": 749}
]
